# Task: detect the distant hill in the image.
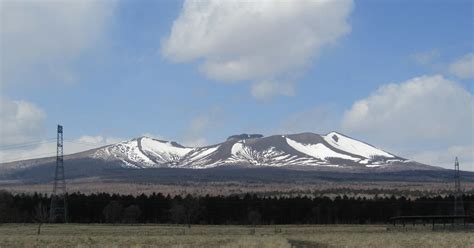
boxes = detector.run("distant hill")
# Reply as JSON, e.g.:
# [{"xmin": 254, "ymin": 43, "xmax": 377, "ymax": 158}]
[
  {"xmin": 1, "ymin": 131, "xmax": 453, "ymax": 185},
  {"xmin": 1, "ymin": 131, "xmax": 437, "ymax": 170}
]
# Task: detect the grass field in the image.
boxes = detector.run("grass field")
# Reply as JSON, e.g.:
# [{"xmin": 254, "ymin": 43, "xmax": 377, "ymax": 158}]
[{"xmin": 0, "ymin": 224, "xmax": 472, "ymax": 248}]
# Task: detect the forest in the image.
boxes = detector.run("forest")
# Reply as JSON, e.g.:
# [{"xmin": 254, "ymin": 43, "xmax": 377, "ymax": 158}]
[{"xmin": 0, "ymin": 190, "xmax": 472, "ymax": 225}]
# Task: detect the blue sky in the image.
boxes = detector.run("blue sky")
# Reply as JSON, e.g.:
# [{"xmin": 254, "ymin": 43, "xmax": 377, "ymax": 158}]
[{"xmin": 1, "ymin": 0, "xmax": 473, "ymax": 170}]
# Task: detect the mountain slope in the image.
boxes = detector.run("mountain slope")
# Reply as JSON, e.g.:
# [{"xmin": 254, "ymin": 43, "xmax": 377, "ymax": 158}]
[
  {"xmin": 84, "ymin": 132, "xmax": 411, "ymax": 169},
  {"xmin": 0, "ymin": 131, "xmax": 447, "ymax": 185}
]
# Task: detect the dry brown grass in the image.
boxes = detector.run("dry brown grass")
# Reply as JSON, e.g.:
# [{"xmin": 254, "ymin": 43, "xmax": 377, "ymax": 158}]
[
  {"xmin": 0, "ymin": 224, "xmax": 472, "ymax": 248},
  {"xmin": 0, "ymin": 224, "xmax": 474, "ymax": 248}
]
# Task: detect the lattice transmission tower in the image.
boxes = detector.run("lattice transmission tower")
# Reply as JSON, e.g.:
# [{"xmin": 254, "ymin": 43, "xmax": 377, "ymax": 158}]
[
  {"xmin": 49, "ymin": 125, "xmax": 68, "ymax": 223},
  {"xmin": 453, "ymin": 157, "xmax": 464, "ymax": 216}
]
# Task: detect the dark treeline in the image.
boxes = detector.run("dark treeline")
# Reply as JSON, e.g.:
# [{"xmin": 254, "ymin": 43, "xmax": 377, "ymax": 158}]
[{"xmin": 0, "ymin": 190, "xmax": 473, "ymax": 225}]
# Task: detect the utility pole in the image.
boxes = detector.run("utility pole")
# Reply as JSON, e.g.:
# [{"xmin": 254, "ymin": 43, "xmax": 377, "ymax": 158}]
[
  {"xmin": 453, "ymin": 157, "xmax": 464, "ymax": 216},
  {"xmin": 49, "ymin": 125, "xmax": 68, "ymax": 223}
]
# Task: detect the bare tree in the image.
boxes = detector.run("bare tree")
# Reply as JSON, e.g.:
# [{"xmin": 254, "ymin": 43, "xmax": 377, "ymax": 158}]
[
  {"xmin": 169, "ymin": 202, "xmax": 186, "ymax": 224},
  {"xmin": 183, "ymin": 195, "xmax": 201, "ymax": 228},
  {"xmin": 33, "ymin": 202, "xmax": 49, "ymax": 235},
  {"xmin": 247, "ymin": 210, "xmax": 261, "ymax": 226},
  {"xmin": 169, "ymin": 195, "xmax": 201, "ymax": 228},
  {"xmin": 103, "ymin": 201, "xmax": 123, "ymax": 224},
  {"xmin": 0, "ymin": 190, "xmax": 13, "ymax": 223},
  {"xmin": 123, "ymin": 205, "xmax": 141, "ymax": 224}
]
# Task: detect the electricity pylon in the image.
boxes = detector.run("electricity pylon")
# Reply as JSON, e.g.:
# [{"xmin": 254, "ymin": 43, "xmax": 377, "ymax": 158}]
[
  {"xmin": 453, "ymin": 157, "xmax": 464, "ymax": 216},
  {"xmin": 49, "ymin": 125, "xmax": 68, "ymax": 223}
]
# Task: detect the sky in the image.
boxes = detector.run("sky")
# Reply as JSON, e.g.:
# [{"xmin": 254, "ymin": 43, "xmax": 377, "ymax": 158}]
[{"xmin": 0, "ymin": 0, "xmax": 473, "ymax": 170}]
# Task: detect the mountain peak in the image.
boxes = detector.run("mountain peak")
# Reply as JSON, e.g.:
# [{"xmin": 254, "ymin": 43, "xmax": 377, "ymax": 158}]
[
  {"xmin": 87, "ymin": 131, "xmax": 410, "ymax": 169},
  {"xmin": 227, "ymin": 133, "xmax": 264, "ymax": 141},
  {"xmin": 4, "ymin": 131, "xmax": 420, "ymax": 171},
  {"xmin": 136, "ymin": 136, "xmax": 187, "ymax": 148}
]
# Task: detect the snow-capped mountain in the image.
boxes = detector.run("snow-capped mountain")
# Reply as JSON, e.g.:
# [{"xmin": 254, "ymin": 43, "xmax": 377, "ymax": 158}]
[{"xmin": 90, "ymin": 132, "xmax": 409, "ymax": 169}]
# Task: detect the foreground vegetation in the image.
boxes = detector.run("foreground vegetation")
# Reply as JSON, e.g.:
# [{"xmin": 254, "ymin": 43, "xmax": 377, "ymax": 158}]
[
  {"xmin": 0, "ymin": 224, "xmax": 472, "ymax": 248},
  {"xmin": 3, "ymin": 180, "xmax": 474, "ymax": 198},
  {"xmin": 2, "ymin": 191, "xmax": 473, "ymax": 224},
  {"xmin": 1, "ymin": 191, "xmax": 472, "ymax": 247}
]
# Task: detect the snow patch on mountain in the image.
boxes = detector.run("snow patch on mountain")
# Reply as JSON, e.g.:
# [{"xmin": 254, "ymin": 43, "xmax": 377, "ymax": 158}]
[
  {"xmin": 140, "ymin": 137, "xmax": 192, "ymax": 165},
  {"xmin": 93, "ymin": 138, "xmax": 154, "ymax": 167},
  {"xmin": 229, "ymin": 145, "xmax": 294, "ymax": 167},
  {"xmin": 141, "ymin": 137, "xmax": 192, "ymax": 157},
  {"xmin": 323, "ymin": 132, "xmax": 394, "ymax": 159},
  {"xmin": 187, "ymin": 146, "xmax": 219, "ymax": 161},
  {"xmin": 231, "ymin": 142, "xmax": 244, "ymax": 155},
  {"xmin": 285, "ymin": 137, "xmax": 358, "ymax": 161},
  {"xmin": 89, "ymin": 132, "xmax": 407, "ymax": 169},
  {"xmin": 179, "ymin": 146, "xmax": 221, "ymax": 168}
]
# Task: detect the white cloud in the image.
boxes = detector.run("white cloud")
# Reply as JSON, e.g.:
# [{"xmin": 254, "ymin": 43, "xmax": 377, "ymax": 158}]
[
  {"xmin": 0, "ymin": 98, "xmax": 46, "ymax": 145},
  {"xmin": 141, "ymin": 133, "xmax": 164, "ymax": 140},
  {"xmin": 181, "ymin": 137, "xmax": 207, "ymax": 147},
  {"xmin": 410, "ymin": 50, "xmax": 440, "ymax": 66},
  {"xmin": 411, "ymin": 145, "xmax": 473, "ymax": 171},
  {"xmin": 0, "ymin": 1, "xmax": 119, "ymax": 162},
  {"xmin": 341, "ymin": 75, "xmax": 474, "ymax": 169},
  {"xmin": 342, "ymin": 75, "xmax": 473, "ymax": 144},
  {"xmin": 251, "ymin": 80, "xmax": 295, "ymax": 100},
  {"xmin": 448, "ymin": 53, "xmax": 474, "ymax": 79},
  {"xmin": 76, "ymin": 135, "xmax": 123, "ymax": 147},
  {"xmin": 0, "ymin": 0, "xmax": 117, "ymax": 86},
  {"xmin": 0, "ymin": 98, "xmax": 125, "ymax": 163},
  {"xmin": 77, "ymin": 135, "xmax": 107, "ymax": 144},
  {"xmin": 162, "ymin": 0, "xmax": 353, "ymax": 99}
]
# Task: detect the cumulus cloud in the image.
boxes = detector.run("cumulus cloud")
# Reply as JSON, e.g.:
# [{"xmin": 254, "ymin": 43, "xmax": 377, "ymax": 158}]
[
  {"xmin": 162, "ymin": 0, "xmax": 353, "ymax": 99},
  {"xmin": 0, "ymin": 1, "xmax": 119, "ymax": 162},
  {"xmin": 0, "ymin": 0, "xmax": 117, "ymax": 86},
  {"xmin": 341, "ymin": 75, "xmax": 473, "ymax": 169},
  {"xmin": 342, "ymin": 75, "xmax": 473, "ymax": 144},
  {"xmin": 141, "ymin": 133, "xmax": 165, "ymax": 140},
  {"xmin": 410, "ymin": 50, "xmax": 440, "ymax": 66},
  {"xmin": 0, "ymin": 98, "xmax": 46, "ymax": 145},
  {"xmin": 448, "ymin": 53, "xmax": 474, "ymax": 79},
  {"xmin": 411, "ymin": 145, "xmax": 473, "ymax": 171},
  {"xmin": 251, "ymin": 80, "xmax": 295, "ymax": 100},
  {"xmin": 76, "ymin": 135, "xmax": 123, "ymax": 147},
  {"xmin": 0, "ymin": 98, "xmax": 123, "ymax": 162}
]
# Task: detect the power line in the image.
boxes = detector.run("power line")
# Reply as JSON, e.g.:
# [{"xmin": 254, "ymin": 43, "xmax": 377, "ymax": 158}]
[
  {"xmin": 0, "ymin": 152, "xmax": 57, "ymax": 163},
  {"xmin": 0, "ymin": 138, "xmax": 111, "ymax": 152},
  {"xmin": 63, "ymin": 140, "xmax": 109, "ymax": 147},
  {"xmin": 0, "ymin": 138, "xmax": 55, "ymax": 147},
  {"xmin": 0, "ymin": 139, "xmax": 111, "ymax": 163},
  {"xmin": 0, "ymin": 138, "xmax": 56, "ymax": 150}
]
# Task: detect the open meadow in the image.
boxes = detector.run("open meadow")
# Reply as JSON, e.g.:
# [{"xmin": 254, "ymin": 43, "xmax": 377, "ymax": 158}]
[{"xmin": 0, "ymin": 224, "xmax": 472, "ymax": 248}]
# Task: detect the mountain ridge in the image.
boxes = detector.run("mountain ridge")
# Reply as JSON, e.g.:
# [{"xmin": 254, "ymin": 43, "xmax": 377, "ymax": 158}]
[{"xmin": 1, "ymin": 131, "xmax": 443, "ymax": 175}]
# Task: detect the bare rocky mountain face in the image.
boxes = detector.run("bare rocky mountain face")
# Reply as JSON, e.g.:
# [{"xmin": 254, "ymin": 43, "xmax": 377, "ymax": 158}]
[
  {"xmin": 2, "ymin": 131, "xmax": 464, "ymax": 186},
  {"xmin": 81, "ymin": 131, "xmax": 417, "ymax": 169}
]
